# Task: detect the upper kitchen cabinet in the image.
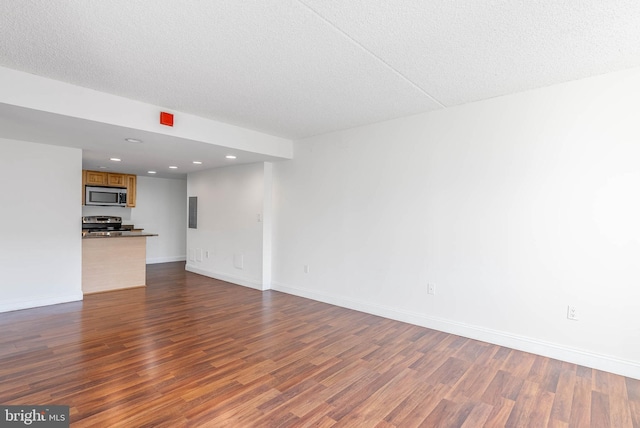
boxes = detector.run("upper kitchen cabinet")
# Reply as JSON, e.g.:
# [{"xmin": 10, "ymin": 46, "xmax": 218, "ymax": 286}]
[
  {"xmin": 82, "ymin": 170, "xmax": 137, "ymax": 207},
  {"xmin": 107, "ymin": 173, "xmax": 126, "ymax": 187},
  {"xmin": 85, "ymin": 170, "xmax": 107, "ymax": 186},
  {"xmin": 125, "ymin": 174, "xmax": 136, "ymax": 207}
]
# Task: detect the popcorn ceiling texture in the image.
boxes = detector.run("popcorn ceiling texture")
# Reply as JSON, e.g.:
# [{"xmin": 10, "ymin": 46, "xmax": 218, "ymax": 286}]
[{"xmin": 1, "ymin": 0, "xmax": 639, "ymax": 139}]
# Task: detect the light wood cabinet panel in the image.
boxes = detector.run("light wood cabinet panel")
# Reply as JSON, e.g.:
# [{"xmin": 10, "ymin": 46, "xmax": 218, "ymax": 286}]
[
  {"xmin": 85, "ymin": 170, "xmax": 107, "ymax": 186},
  {"xmin": 107, "ymin": 173, "xmax": 126, "ymax": 187},
  {"xmin": 126, "ymin": 174, "xmax": 137, "ymax": 207},
  {"xmin": 82, "ymin": 237, "xmax": 147, "ymax": 293}
]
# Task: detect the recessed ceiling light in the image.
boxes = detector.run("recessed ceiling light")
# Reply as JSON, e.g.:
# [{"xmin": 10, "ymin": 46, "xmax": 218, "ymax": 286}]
[
  {"xmin": 148, "ymin": 171, "xmax": 157, "ymax": 174},
  {"xmin": 192, "ymin": 161, "xmax": 202, "ymax": 165},
  {"xmin": 169, "ymin": 166, "xmax": 178, "ymax": 169},
  {"xmin": 110, "ymin": 158, "xmax": 121, "ymax": 162},
  {"xmin": 125, "ymin": 138, "xmax": 142, "ymax": 143},
  {"xmin": 225, "ymin": 155, "xmax": 237, "ymax": 159}
]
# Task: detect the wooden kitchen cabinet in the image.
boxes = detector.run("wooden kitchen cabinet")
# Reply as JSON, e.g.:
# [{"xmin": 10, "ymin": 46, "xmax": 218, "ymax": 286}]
[
  {"xmin": 83, "ymin": 236, "xmax": 147, "ymax": 293},
  {"xmin": 82, "ymin": 170, "xmax": 137, "ymax": 207},
  {"xmin": 84, "ymin": 170, "xmax": 107, "ymax": 186},
  {"xmin": 126, "ymin": 174, "xmax": 137, "ymax": 207},
  {"xmin": 107, "ymin": 173, "xmax": 126, "ymax": 187}
]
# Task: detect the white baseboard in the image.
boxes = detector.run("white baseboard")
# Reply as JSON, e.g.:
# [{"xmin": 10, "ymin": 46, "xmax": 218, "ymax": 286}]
[
  {"xmin": 185, "ymin": 264, "xmax": 264, "ymax": 290},
  {"xmin": 271, "ymin": 281, "xmax": 640, "ymax": 380},
  {"xmin": 0, "ymin": 293, "xmax": 83, "ymax": 314},
  {"xmin": 147, "ymin": 255, "xmax": 186, "ymax": 264}
]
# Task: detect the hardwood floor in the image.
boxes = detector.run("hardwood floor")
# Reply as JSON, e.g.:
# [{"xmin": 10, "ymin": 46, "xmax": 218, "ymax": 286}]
[{"xmin": 1, "ymin": 262, "xmax": 638, "ymax": 427}]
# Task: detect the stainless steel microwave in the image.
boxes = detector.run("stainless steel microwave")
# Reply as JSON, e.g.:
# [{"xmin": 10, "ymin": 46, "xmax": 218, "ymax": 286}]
[{"xmin": 85, "ymin": 186, "xmax": 127, "ymax": 207}]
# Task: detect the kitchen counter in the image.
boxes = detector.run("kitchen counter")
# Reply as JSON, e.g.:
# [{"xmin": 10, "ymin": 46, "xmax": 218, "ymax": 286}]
[
  {"xmin": 82, "ymin": 231, "xmax": 158, "ymax": 238},
  {"xmin": 82, "ymin": 231, "xmax": 158, "ymax": 294}
]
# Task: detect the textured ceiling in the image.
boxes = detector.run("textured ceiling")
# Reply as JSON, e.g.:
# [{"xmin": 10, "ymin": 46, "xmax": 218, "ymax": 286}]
[{"xmin": 1, "ymin": 1, "xmax": 640, "ymax": 140}]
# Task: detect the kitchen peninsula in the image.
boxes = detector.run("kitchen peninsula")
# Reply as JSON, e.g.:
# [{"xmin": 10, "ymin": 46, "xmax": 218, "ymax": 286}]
[{"xmin": 82, "ymin": 231, "xmax": 158, "ymax": 294}]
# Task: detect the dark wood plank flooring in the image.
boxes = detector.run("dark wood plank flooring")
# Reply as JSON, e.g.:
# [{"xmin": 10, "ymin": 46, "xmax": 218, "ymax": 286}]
[{"xmin": 0, "ymin": 262, "xmax": 638, "ymax": 427}]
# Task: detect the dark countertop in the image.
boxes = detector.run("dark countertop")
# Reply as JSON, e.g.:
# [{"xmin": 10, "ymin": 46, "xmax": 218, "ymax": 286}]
[{"xmin": 82, "ymin": 231, "xmax": 158, "ymax": 239}]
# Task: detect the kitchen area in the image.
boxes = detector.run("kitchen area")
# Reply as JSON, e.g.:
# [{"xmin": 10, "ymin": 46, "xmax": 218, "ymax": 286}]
[{"xmin": 81, "ymin": 169, "xmax": 185, "ymax": 294}]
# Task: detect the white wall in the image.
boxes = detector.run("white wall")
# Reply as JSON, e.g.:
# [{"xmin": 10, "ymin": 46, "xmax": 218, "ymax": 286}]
[
  {"xmin": 272, "ymin": 67, "xmax": 640, "ymax": 379},
  {"xmin": 82, "ymin": 176, "xmax": 187, "ymax": 263},
  {"xmin": 186, "ymin": 163, "xmax": 269, "ymax": 290},
  {"xmin": 132, "ymin": 176, "xmax": 187, "ymax": 263},
  {"xmin": 0, "ymin": 138, "xmax": 83, "ymax": 312}
]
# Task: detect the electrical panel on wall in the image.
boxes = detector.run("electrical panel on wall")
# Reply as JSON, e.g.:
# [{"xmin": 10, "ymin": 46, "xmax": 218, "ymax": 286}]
[{"xmin": 189, "ymin": 197, "xmax": 197, "ymax": 229}]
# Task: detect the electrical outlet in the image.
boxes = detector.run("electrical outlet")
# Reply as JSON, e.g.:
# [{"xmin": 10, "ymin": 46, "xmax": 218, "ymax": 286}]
[
  {"xmin": 234, "ymin": 254, "xmax": 244, "ymax": 269},
  {"xmin": 427, "ymin": 283, "xmax": 436, "ymax": 295},
  {"xmin": 567, "ymin": 305, "xmax": 579, "ymax": 321},
  {"xmin": 304, "ymin": 265, "xmax": 310, "ymax": 274},
  {"xmin": 205, "ymin": 250, "xmax": 209, "ymax": 258}
]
